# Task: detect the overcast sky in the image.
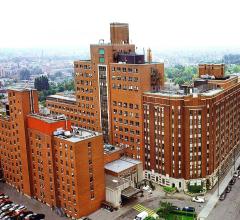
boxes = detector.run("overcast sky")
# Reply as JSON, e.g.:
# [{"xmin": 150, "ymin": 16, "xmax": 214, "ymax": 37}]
[{"xmin": 0, "ymin": 0, "xmax": 240, "ymax": 50}]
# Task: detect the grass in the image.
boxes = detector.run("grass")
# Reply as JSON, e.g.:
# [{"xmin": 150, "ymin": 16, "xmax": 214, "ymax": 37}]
[{"xmin": 167, "ymin": 213, "xmax": 196, "ymax": 220}]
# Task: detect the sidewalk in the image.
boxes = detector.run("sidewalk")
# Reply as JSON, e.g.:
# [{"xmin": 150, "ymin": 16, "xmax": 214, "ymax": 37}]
[{"xmin": 198, "ymin": 156, "xmax": 240, "ymax": 219}]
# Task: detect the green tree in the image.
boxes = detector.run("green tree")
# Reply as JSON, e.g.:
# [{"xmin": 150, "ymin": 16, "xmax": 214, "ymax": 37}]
[
  {"xmin": 34, "ymin": 76, "xmax": 50, "ymax": 91},
  {"xmin": 165, "ymin": 65, "xmax": 197, "ymax": 85},
  {"xmin": 19, "ymin": 68, "xmax": 30, "ymax": 80}
]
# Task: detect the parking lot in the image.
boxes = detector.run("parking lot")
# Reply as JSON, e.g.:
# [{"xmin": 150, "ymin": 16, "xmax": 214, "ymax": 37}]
[{"xmin": 0, "ymin": 183, "xmax": 68, "ymax": 220}]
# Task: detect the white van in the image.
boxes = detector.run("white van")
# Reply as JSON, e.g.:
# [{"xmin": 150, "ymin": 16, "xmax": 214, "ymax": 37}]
[{"xmin": 134, "ymin": 211, "xmax": 148, "ymax": 220}]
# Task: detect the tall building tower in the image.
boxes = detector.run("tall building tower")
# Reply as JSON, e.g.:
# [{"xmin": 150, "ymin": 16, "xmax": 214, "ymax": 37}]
[
  {"xmin": 0, "ymin": 88, "xmax": 39, "ymax": 196},
  {"xmin": 48, "ymin": 23, "xmax": 165, "ymax": 161}
]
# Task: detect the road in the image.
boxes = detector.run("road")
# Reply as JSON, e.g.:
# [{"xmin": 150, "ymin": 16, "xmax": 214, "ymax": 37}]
[{"xmin": 207, "ymin": 177, "xmax": 240, "ymax": 220}]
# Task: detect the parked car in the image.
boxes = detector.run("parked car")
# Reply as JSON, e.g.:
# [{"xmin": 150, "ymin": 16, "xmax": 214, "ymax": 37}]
[
  {"xmin": 225, "ymin": 185, "xmax": 232, "ymax": 193},
  {"xmin": 233, "ymin": 171, "xmax": 238, "ymax": 178},
  {"xmin": 14, "ymin": 205, "xmax": 26, "ymax": 214},
  {"xmin": 101, "ymin": 201, "xmax": 114, "ymax": 212},
  {"xmin": 79, "ymin": 217, "xmax": 92, "ymax": 220},
  {"xmin": 0, "ymin": 195, "xmax": 9, "ymax": 199},
  {"xmin": 219, "ymin": 192, "xmax": 227, "ymax": 201},
  {"xmin": 171, "ymin": 206, "xmax": 181, "ymax": 211},
  {"xmin": 28, "ymin": 213, "xmax": 45, "ymax": 220},
  {"xmin": 17, "ymin": 211, "xmax": 33, "ymax": 220},
  {"xmin": 0, "ymin": 199, "xmax": 9, "ymax": 205},
  {"xmin": 229, "ymin": 178, "xmax": 236, "ymax": 185},
  {"xmin": 9, "ymin": 204, "xmax": 20, "ymax": 212},
  {"xmin": 191, "ymin": 196, "xmax": 205, "ymax": 203},
  {"xmin": 182, "ymin": 207, "xmax": 195, "ymax": 212},
  {"xmin": 0, "ymin": 201, "xmax": 12, "ymax": 209},
  {"xmin": 1, "ymin": 204, "xmax": 14, "ymax": 212},
  {"xmin": 0, "ymin": 211, "xmax": 13, "ymax": 219}
]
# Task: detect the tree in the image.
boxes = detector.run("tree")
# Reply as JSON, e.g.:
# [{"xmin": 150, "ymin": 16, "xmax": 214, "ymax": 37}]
[
  {"xmin": 19, "ymin": 68, "xmax": 30, "ymax": 80},
  {"xmin": 165, "ymin": 65, "xmax": 197, "ymax": 85},
  {"xmin": 34, "ymin": 76, "xmax": 49, "ymax": 91}
]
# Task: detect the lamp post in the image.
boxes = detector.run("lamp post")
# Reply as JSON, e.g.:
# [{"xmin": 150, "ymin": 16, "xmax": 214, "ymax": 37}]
[{"xmin": 217, "ymin": 169, "xmax": 220, "ymax": 196}]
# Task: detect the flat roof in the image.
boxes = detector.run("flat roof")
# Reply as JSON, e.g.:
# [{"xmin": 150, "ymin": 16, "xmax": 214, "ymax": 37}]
[
  {"xmin": 105, "ymin": 157, "xmax": 141, "ymax": 173},
  {"xmin": 144, "ymin": 88, "xmax": 223, "ymax": 98},
  {"xmin": 104, "ymin": 144, "xmax": 122, "ymax": 154},
  {"xmin": 110, "ymin": 62, "xmax": 163, "ymax": 66},
  {"xmin": 54, "ymin": 128, "xmax": 101, "ymax": 143},
  {"xmin": 47, "ymin": 94, "xmax": 76, "ymax": 102},
  {"xmin": 29, "ymin": 113, "xmax": 66, "ymax": 124},
  {"xmin": 6, "ymin": 87, "xmax": 36, "ymax": 92}
]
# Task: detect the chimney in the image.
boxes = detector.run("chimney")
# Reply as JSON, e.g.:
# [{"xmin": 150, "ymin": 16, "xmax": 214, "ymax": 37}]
[{"xmin": 147, "ymin": 48, "xmax": 152, "ymax": 63}]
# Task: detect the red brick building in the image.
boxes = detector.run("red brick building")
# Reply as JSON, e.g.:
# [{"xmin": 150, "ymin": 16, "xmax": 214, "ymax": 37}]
[
  {"xmin": 47, "ymin": 23, "xmax": 165, "ymax": 161},
  {"xmin": 0, "ymin": 88, "xmax": 105, "ymax": 219},
  {"xmin": 143, "ymin": 69, "xmax": 240, "ymax": 190}
]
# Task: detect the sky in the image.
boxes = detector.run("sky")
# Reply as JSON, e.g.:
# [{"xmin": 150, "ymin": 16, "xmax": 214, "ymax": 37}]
[{"xmin": 0, "ymin": 0, "xmax": 240, "ymax": 50}]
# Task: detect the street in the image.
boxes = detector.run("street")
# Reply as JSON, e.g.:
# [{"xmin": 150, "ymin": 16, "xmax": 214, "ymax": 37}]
[{"xmin": 207, "ymin": 176, "xmax": 240, "ymax": 220}]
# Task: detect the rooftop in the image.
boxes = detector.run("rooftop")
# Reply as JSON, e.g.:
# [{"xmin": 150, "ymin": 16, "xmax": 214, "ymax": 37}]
[
  {"xmin": 104, "ymin": 144, "xmax": 122, "ymax": 154},
  {"xmin": 54, "ymin": 127, "xmax": 101, "ymax": 143},
  {"xmin": 6, "ymin": 87, "xmax": 36, "ymax": 92},
  {"xmin": 47, "ymin": 92, "xmax": 76, "ymax": 106},
  {"xmin": 47, "ymin": 94, "xmax": 76, "ymax": 101},
  {"xmin": 105, "ymin": 157, "xmax": 141, "ymax": 173},
  {"xmin": 29, "ymin": 113, "xmax": 67, "ymax": 124}
]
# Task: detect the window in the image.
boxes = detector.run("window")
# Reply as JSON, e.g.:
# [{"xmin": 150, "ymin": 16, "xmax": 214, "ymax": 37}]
[
  {"xmin": 99, "ymin": 57, "xmax": 105, "ymax": 63},
  {"xmin": 99, "ymin": 48, "xmax": 105, "ymax": 55}
]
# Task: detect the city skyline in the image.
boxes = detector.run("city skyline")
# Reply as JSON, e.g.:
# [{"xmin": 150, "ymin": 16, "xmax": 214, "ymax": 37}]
[{"xmin": 1, "ymin": 0, "xmax": 240, "ymax": 50}]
